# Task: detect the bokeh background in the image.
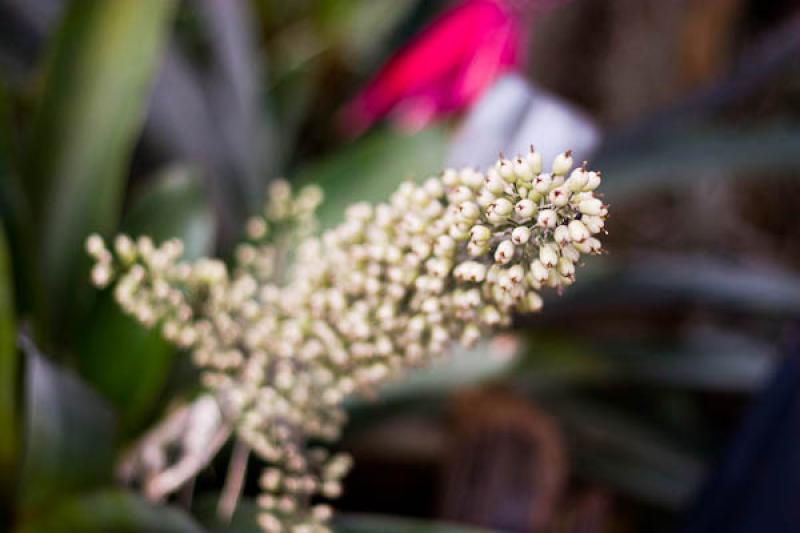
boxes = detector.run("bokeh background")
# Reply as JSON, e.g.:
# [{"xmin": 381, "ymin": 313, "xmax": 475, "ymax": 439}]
[{"xmin": 1, "ymin": 0, "xmax": 800, "ymax": 531}]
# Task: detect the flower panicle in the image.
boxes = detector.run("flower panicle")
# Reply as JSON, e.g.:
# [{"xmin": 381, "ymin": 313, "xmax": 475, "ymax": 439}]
[{"xmin": 86, "ymin": 146, "xmax": 607, "ymax": 532}]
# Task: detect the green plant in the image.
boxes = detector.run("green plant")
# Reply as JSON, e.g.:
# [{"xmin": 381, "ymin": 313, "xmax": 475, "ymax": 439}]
[{"xmin": 87, "ymin": 149, "xmax": 608, "ymax": 530}]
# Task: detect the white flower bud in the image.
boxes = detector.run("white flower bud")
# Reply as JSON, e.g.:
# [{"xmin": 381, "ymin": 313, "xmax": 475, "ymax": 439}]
[
  {"xmin": 561, "ymin": 244, "xmax": 581, "ymax": 263},
  {"xmin": 484, "ymin": 172, "xmax": 506, "ymax": 195},
  {"xmin": 584, "ymin": 171, "xmax": 601, "ymax": 191},
  {"xmin": 533, "ymin": 173, "xmax": 552, "ymax": 193},
  {"xmin": 526, "ymin": 147, "xmax": 542, "ymax": 173},
  {"xmin": 536, "ymin": 209, "xmax": 557, "ymax": 229},
  {"xmin": 469, "ymin": 224, "xmax": 491, "ymax": 242},
  {"xmin": 582, "ymin": 215, "xmax": 605, "ymax": 234},
  {"xmin": 552, "ymin": 150, "xmax": 573, "ymax": 175},
  {"xmin": 568, "ymin": 219, "xmax": 590, "ymax": 242},
  {"xmin": 85, "ymin": 234, "xmax": 105, "ymax": 258},
  {"xmin": 511, "ymin": 226, "xmax": 531, "ymax": 245},
  {"xmin": 548, "ymin": 186, "xmax": 569, "ymax": 207},
  {"xmin": 498, "ymin": 159, "xmax": 514, "ymax": 182},
  {"xmin": 467, "ymin": 240, "xmax": 488, "ymax": 257},
  {"xmin": 554, "ymin": 225, "xmax": 570, "ymax": 246},
  {"xmin": 514, "ymin": 199, "xmax": 537, "ymax": 219},
  {"xmin": 513, "ymin": 158, "xmax": 533, "ymax": 180},
  {"xmin": 566, "ymin": 168, "xmax": 588, "ymax": 192},
  {"xmin": 461, "ymin": 324, "xmax": 481, "ymax": 347},
  {"xmin": 539, "ymin": 244, "xmax": 559, "ymax": 267},
  {"xmin": 525, "ymin": 292, "xmax": 543, "ymax": 312},
  {"xmin": 458, "ymin": 201, "xmax": 480, "ymax": 222},
  {"xmin": 558, "ymin": 257, "xmax": 575, "ymax": 277},
  {"xmin": 489, "ymin": 198, "xmax": 513, "ymax": 217},
  {"xmin": 579, "ymin": 198, "xmax": 606, "ymax": 216},
  {"xmin": 494, "ymin": 240, "xmax": 515, "ymax": 264},
  {"xmin": 531, "ymin": 259, "xmax": 550, "ymax": 282},
  {"xmin": 508, "ymin": 264, "xmax": 525, "ymax": 284}
]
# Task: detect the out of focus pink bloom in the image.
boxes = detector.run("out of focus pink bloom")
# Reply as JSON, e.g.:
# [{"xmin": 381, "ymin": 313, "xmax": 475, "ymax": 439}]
[{"xmin": 342, "ymin": 0, "xmax": 529, "ymax": 135}]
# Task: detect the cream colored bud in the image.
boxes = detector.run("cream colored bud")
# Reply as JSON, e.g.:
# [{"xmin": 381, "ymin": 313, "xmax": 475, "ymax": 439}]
[
  {"xmin": 513, "ymin": 158, "xmax": 533, "ymax": 180},
  {"xmin": 508, "ymin": 264, "xmax": 525, "ymax": 284},
  {"xmin": 533, "ymin": 173, "xmax": 552, "ymax": 193},
  {"xmin": 494, "ymin": 240, "xmax": 515, "ymax": 264},
  {"xmin": 498, "ymin": 159, "xmax": 515, "ymax": 182},
  {"xmin": 537, "ymin": 209, "xmax": 557, "ymax": 229},
  {"xmin": 484, "ymin": 172, "xmax": 506, "ymax": 195},
  {"xmin": 552, "ymin": 150, "xmax": 573, "ymax": 175},
  {"xmin": 579, "ymin": 198, "xmax": 606, "ymax": 216},
  {"xmin": 554, "ymin": 225, "xmax": 570, "ymax": 246},
  {"xmin": 458, "ymin": 201, "xmax": 480, "ymax": 222},
  {"xmin": 511, "ymin": 226, "xmax": 531, "ymax": 245},
  {"xmin": 85, "ymin": 234, "xmax": 105, "ymax": 258},
  {"xmin": 568, "ymin": 219, "xmax": 590, "ymax": 242},
  {"xmin": 584, "ymin": 171, "xmax": 601, "ymax": 191},
  {"xmin": 525, "ymin": 291, "xmax": 544, "ymax": 312},
  {"xmin": 539, "ymin": 244, "xmax": 559, "ymax": 267},
  {"xmin": 562, "ymin": 244, "xmax": 581, "ymax": 263},
  {"xmin": 526, "ymin": 147, "xmax": 543, "ymax": 173},
  {"xmin": 461, "ymin": 324, "xmax": 481, "ymax": 347},
  {"xmin": 531, "ymin": 259, "xmax": 550, "ymax": 282},
  {"xmin": 511, "ymin": 199, "xmax": 534, "ymax": 220},
  {"xmin": 567, "ymin": 168, "xmax": 589, "ymax": 192},
  {"xmin": 582, "ymin": 215, "xmax": 605, "ymax": 234},
  {"xmin": 469, "ymin": 224, "xmax": 491, "ymax": 242},
  {"xmin": 490, "ymin": 198, "xmax": 513, "ymax": 216},
  {"xmin": 558, "ymin": 257, "xmax": 575, "ymax": 277},
  {"xmin": 548, "ymin": 186, "xmax": 569, "ymax": 207}
]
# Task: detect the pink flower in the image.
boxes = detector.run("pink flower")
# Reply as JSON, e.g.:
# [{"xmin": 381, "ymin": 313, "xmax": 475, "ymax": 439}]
[{"xmin": 341, "ymin": 0, "xmax": 527, "ymax": 135}]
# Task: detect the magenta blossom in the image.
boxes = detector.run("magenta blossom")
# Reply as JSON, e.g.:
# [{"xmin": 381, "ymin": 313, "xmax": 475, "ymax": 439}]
[{"xmin": 342, "ymin": 0, "xmax": 530, "ymax": 135}]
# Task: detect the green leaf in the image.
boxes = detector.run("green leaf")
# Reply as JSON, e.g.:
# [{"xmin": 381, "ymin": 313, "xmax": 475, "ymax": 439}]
[
  {"xmin": 16, "ymin": 489, "xmax": 204, "ymax": 533},
  {"xmin": 335, "ymin": 513, "xmax": 492, "ymax": 533},
  {"xmin": 543, "ymin": 398, "xmax": 704, "ymax": 509},
  {"xmin": 0, "ymin": 225, "xmax": 17, "ymax": 503},
  {"xmin": 18, "ymin": 337, "xmax": 116, "ymax": 511},
  {"xmin": 296, "ymin": 126, "xmax": 448, "ymax": 230},
  {"xmin": 21, "ymin": 0, "xmax": 177, "ymax": 344},
  {"xmin": 78, "ymin": 165, "xmax": 214, "ymax": 437},
  {"xmin": 122, "ymin": 165, "xmax": 215, "ymax": 260},
  {"xmin": 597, "ymin": 124, "xmax": 800, "ymax": 196}
]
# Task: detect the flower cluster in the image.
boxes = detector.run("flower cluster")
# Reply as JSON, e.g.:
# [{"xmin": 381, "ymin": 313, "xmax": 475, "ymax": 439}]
[{"xmin": 87, "ymin": 147, "xmax": 607, "ymax": 532}]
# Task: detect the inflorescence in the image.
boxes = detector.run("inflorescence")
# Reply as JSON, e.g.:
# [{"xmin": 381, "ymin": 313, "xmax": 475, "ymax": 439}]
[{"xmin": 87, "ymin": 147, "xmax": 607, "ymax": 532}]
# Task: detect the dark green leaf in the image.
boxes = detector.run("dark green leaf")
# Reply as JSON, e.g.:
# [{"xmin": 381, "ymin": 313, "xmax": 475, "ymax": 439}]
[
  {"xmin": 18, "ymin": 337, "xmax": 116, "ymax": 510},
  {"xmin": 335, "ymin": 513, "xmax": 492, "ymax": 533},
  {"xmin": 597, "ymin": 124, "xmax": 800, "ymax": 196},
  {"xmin": 78, "ymin": 165, "xmax": 214, "ymax": 436},
  {"xmin": 22, "ymin": 0, "xmax": 177, "ymax": 343},
  {"xmin": 296, "ymin": 126, "xmax": 448, "ymax": 229},
  {"xmin": 17, "ymin": 489, "xmax": 204, "ymax": 533},
  {"xmin": 122, "ymin": 165, "xmax": 215, "ymax": 260},
  {"xmin": 0, "ymin": 226, "xmax": 17, "ymax": 502}
]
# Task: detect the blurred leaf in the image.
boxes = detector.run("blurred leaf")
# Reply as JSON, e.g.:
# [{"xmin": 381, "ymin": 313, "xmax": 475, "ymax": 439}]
[
  {"xmin": 346, "ymin": 342, "xmax": 515, "ymax": 434},
  {"xmin": 78, "ymin": 165, "xmax": 214, "ymax": 437},
  {"xmin": 316, "ymin": 0, "xmax": 419, "ymax": 69},
  {"xmin": 548, "ymin": 254, "xmax": 800, "ymax": 316},
  {"xmin": 597, "ymin": 124, "xmax": 800, "ymax": 196},
  {"xmin": 17, "ymin": 489, "xmax": 203, "ymax": 533},
  {"xmin": 0, "ymin": 226, "xmax": 17, "ymax": 501},
  {"xmin": 21, "ymin": 0, "xmax": 176, "ymax": 344},
  {"xmin": 18, "ymin": 336, "xmax": 116, "ymax": 510},
  {"xmin": 297, "ymin": 126, "xmax": 447, "ymax": 229},
  {"xmin": 335, "ymin": 513, "xmax": 492, "ymax": 533},
  {"xmin": 517, "ymin": 326, "xmax": 774, "ymax": 392},
  {"xmin": 122, "ymin": 165, "xmax": 215, "ymax": 260},
  {"xmin": 147, "ymin": 0, "xmax": 276, "ymax": 243},
  {"xmin": 544, "ymin": 398, "xmax": 705, "ymax": 509}
]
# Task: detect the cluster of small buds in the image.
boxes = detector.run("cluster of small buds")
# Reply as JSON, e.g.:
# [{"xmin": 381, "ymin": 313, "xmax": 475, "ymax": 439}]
[{"xmin": 87, "ymin": 147, "xmax": 607, "ymax": 532}]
